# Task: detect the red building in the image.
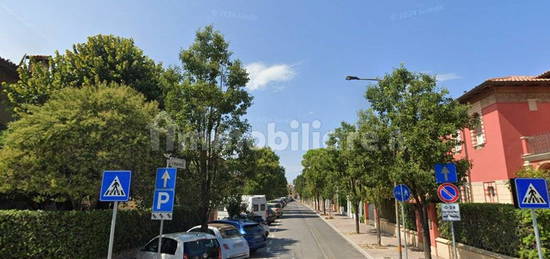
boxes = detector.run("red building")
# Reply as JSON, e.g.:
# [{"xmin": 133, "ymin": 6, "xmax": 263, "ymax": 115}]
[{"xmin": 456, "ymin": 70, "xmax": 550, "ymax": 203}]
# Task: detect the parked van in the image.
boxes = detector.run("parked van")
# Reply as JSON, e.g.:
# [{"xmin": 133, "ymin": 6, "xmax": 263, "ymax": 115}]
[{"xmin": 241, "ymin": 195, "xmax": 267, "ymax": 221}]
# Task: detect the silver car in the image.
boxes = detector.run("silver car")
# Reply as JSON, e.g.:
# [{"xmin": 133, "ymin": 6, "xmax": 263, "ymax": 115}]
[{"xmin": 137, "ymin": 232, "xmax": 221, "ymax": 259}]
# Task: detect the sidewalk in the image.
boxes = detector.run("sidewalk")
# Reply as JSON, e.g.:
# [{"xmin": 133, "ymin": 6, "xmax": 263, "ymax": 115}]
[{"xmin": 303, "ymin": 203, "xmax": 435, "ymax": 259}]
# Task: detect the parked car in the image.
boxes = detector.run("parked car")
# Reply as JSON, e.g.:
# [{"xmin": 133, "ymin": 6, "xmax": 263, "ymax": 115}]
[
  {"xmin": 209, "ymin": 220, "xmax": 267, "ymax": 252},
  {"xmin": 187, "ymin": 223, "xmax": 249, "ymax": 259},
  {"xmin": 266, "ymin": 208, "xmax": 277, "ymax": 225},
  {"xmin": 224, "ymin": 214, "xmax": 269, "ymax": 239},
  {"xmin": 137, "ymin": 232, "xmax": 220, "ymax": 259},
  {"xmin": 267, "ymin": 202, "xmax": 283, "ymax": 218}
]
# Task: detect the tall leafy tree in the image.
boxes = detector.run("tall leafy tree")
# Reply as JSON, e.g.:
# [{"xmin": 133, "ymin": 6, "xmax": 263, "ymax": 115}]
[
  {"xmin": 165, "ymin": 26, "xmax": 253, "ymax": 229},
  {"xmin": 241, "ymin": 147, "xmax": 288, "ymax": 200},
  {"xmin": 3, "ymin": 35, "xmax": 164, "ymax": 115},
  {"xmin": 365, "ymin": 66, "xmax": 471, "ymax": 258},
  {"xmin": 0, "ymin": 84, "xmax": 160, "ymax": 209},
  {"xmin": 353, "ymin": 110, "xmax": 394, "ymax": 245},
  {"xmin": 327, "ymin": 123, "xmax": 368, "ymax": 234}
]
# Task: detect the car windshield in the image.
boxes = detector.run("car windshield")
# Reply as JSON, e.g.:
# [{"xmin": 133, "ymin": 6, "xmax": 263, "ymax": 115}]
[
  {"xmin": 220, "ymin": 228, "xmax": 241, "ymax": 238},
  {"xmin": 243, "ymin": 224, "xmax": 261, "ymax": 234},
  {"xmin": 183, "ymin": 239, "xmax": 219, "ymax": 258}
]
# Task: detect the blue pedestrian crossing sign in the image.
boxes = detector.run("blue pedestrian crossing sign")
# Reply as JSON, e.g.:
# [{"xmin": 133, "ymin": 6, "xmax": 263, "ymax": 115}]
[
  {"xmin": 99, "ymin": 171, "xmax": 131, "ymax": 202},
  {"xmin": 435, "ymin": 163, "xmax": 458, "ymax": 184},
  {"xmin": 393, "ymin": 184, "xmax": 412, "ymax": 202},
  {"xmin": 152, "ymin": 168, "xmax": 177, "ymax": 220},
  {"xmin": 513, "ymin": 178, "xmax": 550, "ymax": 209}
]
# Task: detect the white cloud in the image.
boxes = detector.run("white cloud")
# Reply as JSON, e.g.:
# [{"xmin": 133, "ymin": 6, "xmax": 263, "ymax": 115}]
[
  {"xmin": 245, "ymin": 62, "xmax": 296, "ymax": 90},
  {"xmin": 436, "ymin": 73, "xmax": 461, "ymax": 82}
]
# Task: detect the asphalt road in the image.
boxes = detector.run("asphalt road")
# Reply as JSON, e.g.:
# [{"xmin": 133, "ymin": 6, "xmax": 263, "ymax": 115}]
[{"xmin": 252, "ymin": 202, "xmax": 366, "ymax": 259}]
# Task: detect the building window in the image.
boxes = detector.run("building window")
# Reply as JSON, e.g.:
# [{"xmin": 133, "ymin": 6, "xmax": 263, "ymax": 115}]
[
  {"xmin": 471, "ymin": 113, "xmax": 486, "ymax": 148},
  {"xmin": 454, "ymin": 130, "xmax": 463, "ymax": 152},
  {"xmin": 528, "ymin": 99, "xmax": 538, "ymax": 111},
  {"xmin": 483, "ymin": 182, "xmax": 498, "ymax": 203}
]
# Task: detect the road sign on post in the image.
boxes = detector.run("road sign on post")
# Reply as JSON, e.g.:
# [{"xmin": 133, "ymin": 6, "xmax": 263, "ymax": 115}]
[
  {"xmin": 441, "ymin": 203, "xmax": 460, "ymax": 221},
  {"xmin": 168, "ymin": 157, "xmax": 186, "ymax": 169},
  {"xmin": 99, "ymin": 170, "xmax": 132, "ymax": 259},
  {"xmin": 393, "ymin": 184, "xmax": 411, "ymax": 259},
  {"xmin": 437, "ymin": 183, "xmax": 460, "ymax": 203},
  {"xmin": 152, "ymin": 168, "xmax": 177, "ymax": 219},
  {"xmin": 435, "ymin": 163, "xmax": 458, "ymax": 184},
  {"xmin": 393, "ymin": 184, "xmax": 411, "ymax": 202},
  {"xmin": 512, "ymin": 178, "xmax": 550, "ymax": 259}
]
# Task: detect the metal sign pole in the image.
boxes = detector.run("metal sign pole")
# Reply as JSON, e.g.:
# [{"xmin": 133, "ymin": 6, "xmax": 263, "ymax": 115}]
[
  {"xmin": 395, "ymin": 182, "xmax": 402, "ymax": 259},
  {"xmin": 450, "ymin": 221, "xmax": 457, "ymax": 259},
  {"xmin": 157, "ymin": 219, "xmax": 164, "ymax": 259},
  {"xmin": 107, "ymin": 201, "xmax": 118, "ymax": 259},
  {"xmin": 531, "ymin": 209, "xmax": 543, "ymax": 259},
  {"xmin": 400, "ymin": 201, "xmax": 409, "ymax": 259},
  {"xmin": 157, "ymin": 157, "xmax": 171, "ymax": 259}
]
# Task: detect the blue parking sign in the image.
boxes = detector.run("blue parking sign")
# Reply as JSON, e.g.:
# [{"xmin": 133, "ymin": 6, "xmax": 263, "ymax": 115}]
[
  {"xmin": 513, "ymin": 178, "xmax": 550, "ymax": 209},
  {"xmin": 99, "ymin": 171, "xmax": 131, "ymax": 202},
  {"xmin": 153, "ymin": 190, "xmax": 175, "ymax": 212}
]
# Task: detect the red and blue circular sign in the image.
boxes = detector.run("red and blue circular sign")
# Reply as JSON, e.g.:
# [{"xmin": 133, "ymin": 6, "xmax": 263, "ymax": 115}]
[{"xmin": 437, "ymin": 183, "xmax": 460, "ymax": 203}]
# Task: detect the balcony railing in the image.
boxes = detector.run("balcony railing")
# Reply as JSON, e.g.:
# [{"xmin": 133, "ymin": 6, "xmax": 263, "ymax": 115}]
[{"xmin": 522, "ymin": 133, "xmax": 550, "ymax": 160}]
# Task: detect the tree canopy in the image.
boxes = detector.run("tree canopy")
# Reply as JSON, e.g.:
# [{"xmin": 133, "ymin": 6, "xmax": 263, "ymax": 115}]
[
  {"xmin": 0, "ymin": 84, "xmax": 160, "ymax": 209},
  {"xmin": 3, "ymin": 34, "xmax": 165, "ymax": 115}
]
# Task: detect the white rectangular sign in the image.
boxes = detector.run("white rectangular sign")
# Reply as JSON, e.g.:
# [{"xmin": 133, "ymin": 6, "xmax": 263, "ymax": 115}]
[
  {"xmin": 168, "ymin": 158, "xmax": 186, "ymax": 169},
  {"xmin": 441, "ymin": 203, "xmax": 461, "ymax": 221}
]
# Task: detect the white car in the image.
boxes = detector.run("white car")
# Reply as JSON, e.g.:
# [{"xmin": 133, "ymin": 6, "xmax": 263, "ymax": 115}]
[
  {"xmin": 137, "ymin": 232, "xmax": 221, "ymax": 259},
  {"xmin": 187, "ymin": 223, "xmax": 250, "ymax": 259}
]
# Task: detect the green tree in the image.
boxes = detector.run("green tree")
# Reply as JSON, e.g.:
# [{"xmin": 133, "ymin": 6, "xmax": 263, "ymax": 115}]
[
  {"xmin": 301, "ymin": 148, "xmax": 338, "ymax": 214},
  {"xmin": 365, "ymin": 66, "xmax": 471, "ymax": 258},
  {"xmin": 327, "ymin": 122, "xmax": 368, "ymax": 234},
  {"xmin": 165, "ymin": 26, "xmax": 253, "ymax": 230},
  {"xmin": 241, "ymin": 147, "xmax": 288, "ymax": 200},
  {"xmin": 0, "ymin": 84, "xmax": 160, "ymax": 209},
  {"xmin": 3, "ymin": 35, "xmax": 164, "ymax": 115},
  {"xmin": 353, "ymin": 110, "xmax": 394, "ymax": 245}
]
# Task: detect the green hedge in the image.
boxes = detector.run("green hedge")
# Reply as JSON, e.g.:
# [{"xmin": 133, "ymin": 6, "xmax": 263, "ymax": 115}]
[
  {"xmin": 0, "ymin": 207, "xmax": 200, "ymax": 258},
  {"xmin": 437, "ymin": 203, "xmax": 550, "ymax": 258}
]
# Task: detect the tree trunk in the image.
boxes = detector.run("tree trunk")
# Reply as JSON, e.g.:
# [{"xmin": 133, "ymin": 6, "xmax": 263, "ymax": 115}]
[
  {"xmin": 375, "ymin": 205, "xmax": 382, "ymax": 246},
  {"xmin": 420, "ymin": 201, "xmax": 432, "ymax": 259},
  {"xmin": 322, "ymin": 198, "xmax": 326, "ymax": 215},
  {"xmin": 354, "ymin": 202, "xmax": 360, "ymax": 234}
]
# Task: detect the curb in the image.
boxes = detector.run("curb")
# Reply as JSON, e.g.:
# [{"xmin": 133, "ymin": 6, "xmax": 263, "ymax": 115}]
[{"xmin": 300, "ymin": 202, "xmax": 374, "ymax": 259}]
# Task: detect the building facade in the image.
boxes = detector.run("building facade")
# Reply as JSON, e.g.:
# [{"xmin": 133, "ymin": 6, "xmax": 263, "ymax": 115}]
[{"xmin": 456, "ymin": 70, "xmax": 550, "ymax": 203}]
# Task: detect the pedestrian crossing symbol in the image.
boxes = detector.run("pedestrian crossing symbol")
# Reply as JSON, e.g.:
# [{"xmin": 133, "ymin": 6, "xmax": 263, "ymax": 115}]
[
  {"xmin": 513, "ymin": 178, "xmax": 550, "ymax": 209},
  {"xmin": 103, "ymin": 176, "xmax": 126, "ymax": 197},
  {"xmin": 99, "ymin": 171, "xmax": 131, "ymax": 202},
  {"xmin": 522, "ymin": 184, "xmax": 547, "ymax": 205}
]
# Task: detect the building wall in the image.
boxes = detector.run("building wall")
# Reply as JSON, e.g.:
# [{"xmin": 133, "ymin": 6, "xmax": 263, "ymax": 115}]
[{"xmin": 457, "ymin": 87, "xmax": 550, "ymax": 203}]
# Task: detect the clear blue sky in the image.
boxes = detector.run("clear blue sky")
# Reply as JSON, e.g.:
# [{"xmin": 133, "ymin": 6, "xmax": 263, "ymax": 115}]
[{"xmin": 2, "ymin": 0, "xmax": 550, "ymax": 182}]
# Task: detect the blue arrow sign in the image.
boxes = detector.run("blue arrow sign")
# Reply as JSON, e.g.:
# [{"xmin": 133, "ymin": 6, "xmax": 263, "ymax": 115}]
[
  {"xmin": 513, "ymin": 178, "xmax": 550, "ymax": 209},
  {"xmin": 99, "ymin": 171, "xmax": 131, "ymax": 202},
  {"xmin": 155, "ymin": 168, "xmax": 177, "ymax": 190},
  {"xmin": 393, "ymin": 184, "xmax": 412, "ymax": 202},
  {"xmin": 435, "ymin": 163, "xmax": 458, "ymax": 184}
]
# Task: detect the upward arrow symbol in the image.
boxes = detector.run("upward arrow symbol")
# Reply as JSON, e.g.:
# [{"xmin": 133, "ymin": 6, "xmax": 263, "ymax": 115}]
[
  {"xmin": 442, "ymin": 167, "xmax": 449, "ymax": 181},
  {"xmin": 162, "ymin": 170, "xmax": 170, "ymax": 188}
]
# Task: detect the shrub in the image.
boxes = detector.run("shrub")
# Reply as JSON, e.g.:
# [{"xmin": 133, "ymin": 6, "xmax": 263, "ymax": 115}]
[
  {"xmin": 437, "ymin": 203, "xmax": 550, "ymax": 258},
  {"xmin": 0, "ymin": 207, "xmax": 200, "ymax": 258}
]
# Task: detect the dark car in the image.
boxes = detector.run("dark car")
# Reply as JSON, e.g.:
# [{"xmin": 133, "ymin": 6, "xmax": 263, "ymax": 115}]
[
  {"xmin": 266, "ymin": 208, "xmax": 277, "ymax": 225},
  {"xmin": 209, "ymin": 219, "xmax": 267, "ymax": 252}
]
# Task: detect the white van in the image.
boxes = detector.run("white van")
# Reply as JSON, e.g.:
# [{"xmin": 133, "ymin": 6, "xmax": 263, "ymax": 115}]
[{"xmin": 242, "ymin": 195, "xmax": 267, "ymax": 221}]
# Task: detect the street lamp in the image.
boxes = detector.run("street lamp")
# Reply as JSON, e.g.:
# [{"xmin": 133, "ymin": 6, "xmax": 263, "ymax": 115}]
[{"xmin": 345, "ymin": 75, "xmax": 380, "ymax": 82}]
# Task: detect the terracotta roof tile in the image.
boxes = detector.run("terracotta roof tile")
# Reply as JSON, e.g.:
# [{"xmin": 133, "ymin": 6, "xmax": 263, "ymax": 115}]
[{"xmin": 458, "ymin": 70, "xmax": 550, "ymax": 102}]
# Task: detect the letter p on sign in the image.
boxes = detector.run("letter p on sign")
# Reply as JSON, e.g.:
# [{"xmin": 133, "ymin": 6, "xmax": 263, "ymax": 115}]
[{"xmin": 153, "ymin": 190, "xmax": 174, "ymax": 212}]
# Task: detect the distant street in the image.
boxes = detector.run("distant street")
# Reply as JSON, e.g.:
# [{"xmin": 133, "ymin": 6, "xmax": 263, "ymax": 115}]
[{"xmin": 252, "ymin": 202, "xmax": 365, "ymax": 259}]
